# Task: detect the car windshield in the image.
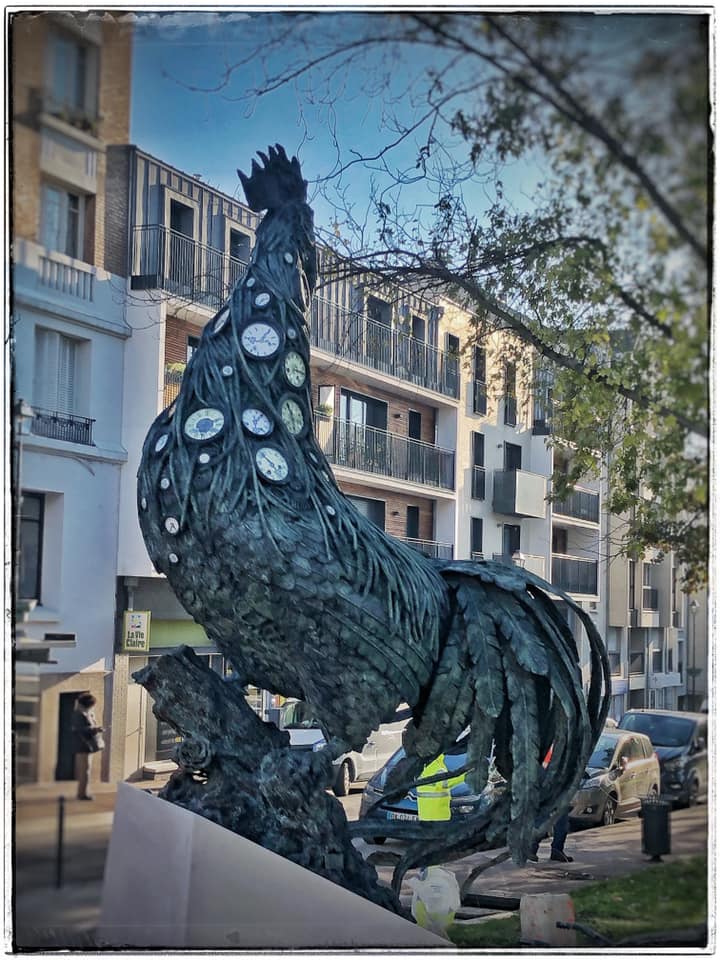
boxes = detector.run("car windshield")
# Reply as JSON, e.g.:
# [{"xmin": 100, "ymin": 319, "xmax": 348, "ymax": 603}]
[
  {"xmin": 282, "ymin": 701, "xmax": 321, "ymax": 729},
  {"xmin": 587, "ymin": 734, "xmax": 619, "ymax": 769},
  {"xmin": 621, "ymin": 714, "xmax": 695, "ymax": 747}
]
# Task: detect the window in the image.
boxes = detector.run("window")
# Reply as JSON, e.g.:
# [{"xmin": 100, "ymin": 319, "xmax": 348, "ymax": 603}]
[
  {"xmin": 629, "ymin": 560, "xmax": 637, "ymax": 610},
  {"xmin": 503, "ymin": 524, "xmax": 521, "ymax": 557},
  {"xmin": 472, "ymin": 433, "xmax": 485, "ymax": 500},
  {"xmin": 411, "ymin": 315, "xmax": 425, "ymax": 341},
  {"xmin": 367, "ymin": 296, "xmax": 392, "ymax": 326},
  {"xmin": 41, "ymin": 184, "xmax": 83, "ymax": 258},
  {"xmin": 408, "ymin": 410, "xmax": 422, "ymax": 441},
  {"xmin": 471, "ymin": 517, "xmax": 483, "ymax": 558},
  {"xmin": 504, "ymin": 442, "xmax": 522, "ymax": 471},
  {"xmin": 19, "ymin": 493, "xmax": 44, "ymax": 601},
  {"xmin": 446, "ymin": 333, "xmax": 460, "ymax": 355},
  {"xmin": 347, "ymin": 495, "xmax": 385, "ymax": 530},
  {"xmin": 472, "ymin": 432, "xmax": 485, "ymax": 467},
  {"xmin": 34, "ymin": 328, "xmax": 80, "ymax": 414},
  {"xmin": 472, "ymin": 347, "xmax": 487, "ymax": 415},
  {"xmin": 504, "ymin": 361, "xmax": 517, "ymax": 426},
  {"xmin": 340, "ymin": 389, "xmax": 387, "ymax": 429},
  {"xmin": 187, "ymin": 336, "xmax": 200, "ymax": 361},
  {"xmin": 552, "ymin": 527, "xmax": 568, "ymax": 554},
  {"xmin": 406, "ymin": 506, "xmax": 420, "ymax": 540},
  {"xmin": 229, "ymin": 229, "xmax": 251, "ymax": 263},
  {"xmin": 473, "ymin": 347, "xmax": 486, "ymax": 383},
  {"xmin": 48, "ymin": 30, "xmax": 97, "ymax": 119}
]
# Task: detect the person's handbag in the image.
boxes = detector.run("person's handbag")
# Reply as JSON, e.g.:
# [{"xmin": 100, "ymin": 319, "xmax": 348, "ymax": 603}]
[{"xmin": 89, "ymin": 730, "xmax": 105, "ymax": 752}]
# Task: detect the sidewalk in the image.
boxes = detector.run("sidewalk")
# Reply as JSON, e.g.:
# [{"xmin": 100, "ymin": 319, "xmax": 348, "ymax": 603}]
[{"xmin": 11, "ymin": 780, "xmax": 708, "ymax": 950}]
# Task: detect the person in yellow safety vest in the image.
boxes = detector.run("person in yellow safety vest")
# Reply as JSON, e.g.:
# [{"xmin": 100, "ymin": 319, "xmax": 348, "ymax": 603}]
[{"xmin": 416, "ymin": 754, "xmax": 468, "ymax": 822}]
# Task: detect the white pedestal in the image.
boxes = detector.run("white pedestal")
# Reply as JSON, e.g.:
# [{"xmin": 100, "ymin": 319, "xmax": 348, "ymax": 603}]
[{"xmin": 98, "ymin": 782, "xmax": 446, "ymax": 949}]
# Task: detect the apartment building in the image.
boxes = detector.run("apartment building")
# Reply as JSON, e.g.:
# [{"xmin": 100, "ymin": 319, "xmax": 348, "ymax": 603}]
[{"xmin": 11, "ymin": 12, "xmax": 132, "ymax": 783}]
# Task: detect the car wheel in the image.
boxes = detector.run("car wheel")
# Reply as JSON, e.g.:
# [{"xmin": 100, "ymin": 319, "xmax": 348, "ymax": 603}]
[
  {"xmin": 687, "ymin": 776, "xmax": 700, "ymax": 807},
  {"xmin": 333, "ymin": 760, "xmax": 352, "ymax": 797},
  {"xmin": 601, "ymin": 795, "xmax": 617, "ymax": 826}
]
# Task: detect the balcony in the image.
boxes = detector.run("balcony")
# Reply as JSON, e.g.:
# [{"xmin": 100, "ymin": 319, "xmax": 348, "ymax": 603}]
[
  {"xmin": 551, "ymin": 554, "xmax": 598, "ymax": 595},
  {"xmin": 131, "ymin": 225, "xmax": 248, "ymax": 312},
  {"xmin": 30, "ymin": 407, "xmax": 94, "ymax": 445},
  {"xmin": 311, "ymin": 296, "xmax": 460, "ymax": 398},
  {"xmin": 470, "ymin": 551, "xmax": 484, "ymax": 562},
  {"xmin": 38, "ymin": 254, "xmax": 94, "ymax": 302},
  {"xmin": 471, "ymin": 466, "xmax": 486, "ymax": 500},
  {"xmin": 472, "ymin": 380, "xmax": 487, "ymax": 415},
  {"xmin": 492, "ymin": 469, "xmax": 546, "ymax": 519},
  {"xmin": 315, "ymin": 416, "xmax": 455, "ymax": 490},
  {"xmin": 492, "ymin": 552, "xmax": 546, "ymax": 579},
  {"xmin": 399, "ymin": 537, "xmax": 453, "ymax": 560},
  {"xmin": 552, "ymin": 487, "xmax": 600, "ymax": 524}
]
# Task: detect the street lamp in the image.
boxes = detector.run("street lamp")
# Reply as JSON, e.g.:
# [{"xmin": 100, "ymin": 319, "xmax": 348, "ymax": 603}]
[
  {"xmin": 689, "ymin": 599, "xmax": 699, "ymax": 711},
  {"xmin": 13, "ymin": 398, "xmax": 34, "ymax": 606}
]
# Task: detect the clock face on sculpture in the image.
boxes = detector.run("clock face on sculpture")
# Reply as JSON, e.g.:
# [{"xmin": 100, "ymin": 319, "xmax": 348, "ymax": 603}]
[
  {"xmin": 242, "ymin": 408, "xmax": 274, "ymax": 437},
  {"xmin": 280, "ymin": 398, "xmax": 304, "ymax": 436},
  {"xmin": 241, "ymin": 321, "xmax": 281, "ymax": 358},
  {"xmin": 184, "ymin": 408, "xmax": 225, "ymax": 442},
  {"xmin": 255, "ymin": 446, "xmax": 290, "ymax": 483},
  {"xmin": 283, "ymin": 351, "xmax": 307, "ymax": 387}
]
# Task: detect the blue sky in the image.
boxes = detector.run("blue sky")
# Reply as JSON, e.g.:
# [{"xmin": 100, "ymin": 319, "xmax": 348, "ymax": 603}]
[{"xmin": 129, "ymin": 11, "xmax": 703, "ymax": 236}]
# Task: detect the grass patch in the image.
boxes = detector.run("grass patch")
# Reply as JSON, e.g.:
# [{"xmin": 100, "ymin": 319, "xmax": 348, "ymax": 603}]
[{"xmin": 448, "ymin": 856, "xmax": 707, "ymax": 948}]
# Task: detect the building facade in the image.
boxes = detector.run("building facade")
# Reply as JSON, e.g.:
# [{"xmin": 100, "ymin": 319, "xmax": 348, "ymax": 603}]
[{"xmin": 11, "ymin": 12, "xmax": 132, "ymax": 784}]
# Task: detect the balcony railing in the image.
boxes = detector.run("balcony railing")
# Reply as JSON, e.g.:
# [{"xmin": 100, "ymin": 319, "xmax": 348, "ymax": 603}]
[
  {"xmin": 472, "ymin": 380, "xmax": 487, "ymax": 415},
  {"xmin": 629, "ymin": 652, "xmax": 645, "ymax": 676},
  {"xmin": 470, "ymin": 551, "xmax": 484, "ymax": 562},
  {"xmin": 30, "ymin": 407, "xmax": 94, "ymax": 445},
  {"xmin": 311, "ymin": 296, "xmax": 460, "ymax": 398},
  {"xmin": 552, "ymin": 487, "xmax": 600, "ymax": 524},
  {"xmin": 399, "ymin": 538, "xmax": 453, "ymax": 560},
  {"xmin": 643, "ymin": 587, "xmax": 659, "ymax": 611},
  {"xmin": 471, "ymin": 466, "xmax": 486, "ymax": 500},
  {"xmin": 38, "ymin": 255, "xmax": 95, "ymax": 302},
  {"xmin": 315, "ymin": 416, "xmax": 455, "ymax": 490},
  {"xmin": 131, "ymin": 225, "xmax": 249, "ymax": 312},
  {"xmin": 551, "ymin": 554, "xmax": 598, "ymax": 595}
]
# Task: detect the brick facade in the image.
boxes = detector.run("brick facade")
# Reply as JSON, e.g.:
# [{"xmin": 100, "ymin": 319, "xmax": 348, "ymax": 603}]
[
  {"xmin": 340, "ymin": 480, "xmax": 435, "ymax": 543},
  {"xmin": 10, "ymin": 12, "xmax": 131, "ymax": 270}
]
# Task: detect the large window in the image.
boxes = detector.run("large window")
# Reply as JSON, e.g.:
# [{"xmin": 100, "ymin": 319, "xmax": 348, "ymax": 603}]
[
  {"xmin": 34, "ymin": 328, "xmax": 81, "ymax": 414},
  {"xmin": 471, "ymin": 517, "xmax": 483, "ymax": 559},
  {"xmin": 19, "ymin": 493, "xmax": 44, "ymax": 601},
  {"xmin": 347, "ymin": 495, "xmax": 385, "ymax": 530},
  {"xmin": 41, "ymin": 184, "xmax": 83, "ymax": 259},
  {"xmin": 47, "ymin": 30, "xmax": 97, "ymax": 120}
]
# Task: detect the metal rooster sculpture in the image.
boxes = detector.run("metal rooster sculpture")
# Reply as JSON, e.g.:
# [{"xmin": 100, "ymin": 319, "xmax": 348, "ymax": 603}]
[{"xmin": 135, "ymin": 145, "xmax": 609, "ymax": 911}]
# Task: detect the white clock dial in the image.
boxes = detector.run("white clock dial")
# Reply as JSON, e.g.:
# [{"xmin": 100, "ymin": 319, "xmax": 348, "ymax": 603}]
[
  {"xmin": 280, "ymin": 398, "xmax": 304, "ymax": 435},
  {"xmin": 284, "ymin": 351, "xmax": 307, "ymax": 387},
  {"xmin": 213, "ymin": 306, "xmax": 230, "ymax": 333},
  {"xmin": 241, "ymin": 322, "xmax": 281, "ymax": 358},
  {"xmin": 154, "ymin": 434, "xmax": 168, "ymax": 453},
  {"xmin": 255, "ymin": 446, "xmax": 290, "ymax": 483},
  {"xmin": 242, "ymin": 408, "xmax": 273, "ymax": 437},
  {"xmin": 184, "ymin": 408, "xmax": 225, "ymax": 442}
]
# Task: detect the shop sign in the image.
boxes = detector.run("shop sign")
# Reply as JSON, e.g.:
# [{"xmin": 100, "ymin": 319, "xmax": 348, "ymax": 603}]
[
  {"xmin": 121, "ymin": 610, "xmax": 151, "ymax": 652},
  {"xmin": 611, "ymin": 677, "xmax": 629, "ymax": 694}
]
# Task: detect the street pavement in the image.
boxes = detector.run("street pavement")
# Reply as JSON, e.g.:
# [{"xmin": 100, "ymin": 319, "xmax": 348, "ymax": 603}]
[{"xmin": 11, "ymin": 778, "xmax": 709, "ymax": 950}]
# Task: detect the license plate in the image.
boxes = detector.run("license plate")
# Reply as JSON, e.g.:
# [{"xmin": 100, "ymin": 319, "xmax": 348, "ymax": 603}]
[{"xmin": 388, "ymin": 811, "xmax": 418, "ymax": 822}]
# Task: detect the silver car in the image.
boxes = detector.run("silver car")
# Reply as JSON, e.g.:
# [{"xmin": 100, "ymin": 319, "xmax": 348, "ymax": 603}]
[{"xmin": 569, "ymin": 728, "xmax": 660, "ymax": 827}]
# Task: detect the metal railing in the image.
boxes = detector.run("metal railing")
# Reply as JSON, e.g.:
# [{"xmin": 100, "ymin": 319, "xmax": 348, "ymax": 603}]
[
  {"xmin": 131, "ymin": 225, "xmax": 249, "ymax": 312},
  {"xmin": 472, "ymin": 380, "xmax": 487, "ymax": 415},
  {"xmin": 551, "ymin": 554, "xmax": 598, "ymax": 595},
  {"xmin": 311, "ymin": 296, "xmax": 460, "ymax": 398},
  {"xmin": 399, "ymin": 538, "xmax": 453, "ymax": 560},
  {"xmin": 471, "ymin": 465, "xmax": 486, "ymax": 500},
  {"xmin": 552, "ymin": 487, "xmax": 600, "ymax": 524},
  {"xmin": 643, "ymin": 587, "xmax": 659, "ymax": 611},
  {"xmin": 315, "ymin": 416, "xmax": 455, "ymax": 490},
  {"xmin": 470, "ymin": 551, "xmax": 484, "ymax": 562},
  {"xmin": 31, "ymin": 407, "xmax": 94, "ymax": 445}
]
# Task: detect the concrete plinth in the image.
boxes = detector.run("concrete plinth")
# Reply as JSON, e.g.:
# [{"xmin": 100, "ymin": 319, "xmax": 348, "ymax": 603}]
[{"xmin": 98, "ymin": 782, "xmax": 445, "ymax": 949}]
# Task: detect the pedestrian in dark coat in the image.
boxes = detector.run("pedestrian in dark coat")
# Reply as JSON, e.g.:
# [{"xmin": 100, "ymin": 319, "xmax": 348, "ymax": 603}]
[{"xmin": 71, "ymin": 693, "xmax": 104, "ymax": 800}]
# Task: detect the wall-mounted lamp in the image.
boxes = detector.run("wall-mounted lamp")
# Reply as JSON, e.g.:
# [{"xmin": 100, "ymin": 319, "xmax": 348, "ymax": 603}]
[
  {"xmin": 391, "ymin": 510, "xmax": 400, "ymax": 517},
  {"xmin": 393, "ymin": 413, "xmax": 403, "ymax": 420}
]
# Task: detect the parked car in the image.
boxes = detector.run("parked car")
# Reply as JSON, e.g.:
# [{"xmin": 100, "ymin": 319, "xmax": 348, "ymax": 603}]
[
  {"xmin": 618, "ymin": 709, "xmax": 707, "ymax": 807},
  {"xmin": 358, "ymin": 741, "xmax": 505, "ymax": 840},
  {"xmin": 568, "ymin": 728, "xmax": 660, "ymax": 827},
  {"xmin": 277, "ymin": 699, "xmax": 409, "ymax": 797}
]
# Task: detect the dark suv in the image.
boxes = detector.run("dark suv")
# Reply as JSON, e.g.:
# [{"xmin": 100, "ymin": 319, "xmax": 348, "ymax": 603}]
[{"xmin": 618, "ymin": 709, "xmax": 707, "ymax": 807}]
